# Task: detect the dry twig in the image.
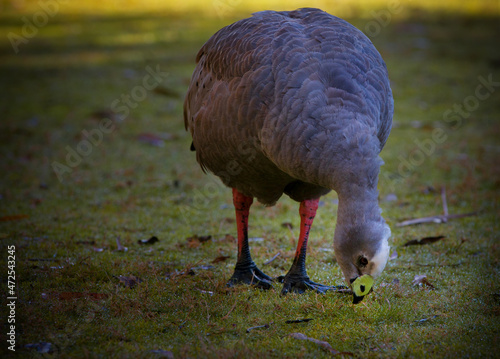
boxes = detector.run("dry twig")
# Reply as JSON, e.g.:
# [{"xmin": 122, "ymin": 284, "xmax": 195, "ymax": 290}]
[
  {"xmin": 263, "ymin": 252, "xmax": 280, "ymax": 265},
  {"xmin": 397, "ymin": 187, "xmax": 478, "ymax": 226},
  {"xmin": 246, "ymin": 322, "xmax": 273, "ymax": 333}
]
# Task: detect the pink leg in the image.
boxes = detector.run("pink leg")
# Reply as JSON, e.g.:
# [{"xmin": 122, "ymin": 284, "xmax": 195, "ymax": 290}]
[
  {"xmin": 233, "ymin": 188, "xmax": 253, "ymax": 266},
  {"xmin": 281, "ymin": 198, "xmax": 345, "ymax": 295},
  {"xmin": 292, "ymin": 199, "xmax": 320, "ymax": 272},
  {"xmin": 227, "ymin": 188, "xmax": 273, "ymax": 289}
]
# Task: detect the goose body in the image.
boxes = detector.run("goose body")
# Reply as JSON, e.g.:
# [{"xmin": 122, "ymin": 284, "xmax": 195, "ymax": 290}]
[{"xmin": 184, "ymin": 8, "xmax": 393, "ymax": 301}]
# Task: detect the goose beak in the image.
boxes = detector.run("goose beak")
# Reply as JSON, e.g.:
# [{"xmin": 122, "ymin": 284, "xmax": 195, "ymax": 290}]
[
  {"xmin": 352, "ymin": 293, "xmax": 365, "ymax": 304},
  {"xmin": 350, "ymin": 275, "xmax": 374, "ymax": 305}
]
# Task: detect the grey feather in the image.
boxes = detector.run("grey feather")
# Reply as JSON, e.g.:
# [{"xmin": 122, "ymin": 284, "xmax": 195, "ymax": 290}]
[
  {"xmin": 184, "ymin": 8, "xmax": 393, "ymax": 204},
  {"xmin": 184, "ymin": 8, "xmax": 394, "ymax": 283}
]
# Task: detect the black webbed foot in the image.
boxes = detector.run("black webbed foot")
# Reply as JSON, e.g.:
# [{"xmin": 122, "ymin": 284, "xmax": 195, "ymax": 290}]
[
  {"xmin": 227, "ymin": 262, "xmax": 273, "ymax": 290},
  {"xmin": 278, "ymin": 273, "xmax": 347, "ymax": 295}
]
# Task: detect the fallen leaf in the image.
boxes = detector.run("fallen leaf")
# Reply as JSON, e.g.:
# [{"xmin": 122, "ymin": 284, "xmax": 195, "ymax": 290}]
[
  {"xmin": 186, "ymin": 237, "xmax": 200, "ymax": 248},
  {"xmin": 138, "ymin": 236, "xmax": 159, "ymax": 245},
  {"xmin": 0, "ymin": 214, "xmax": 29, "ymax": 222},
  {"xmin": 186, "ymin": 235, "xmax": 211, "ymax": 248},
  {"xmin": 117, "ymin": 275, "xmax": 143, "ymax": 288},
  {"xmin": 223, "ymin": 234, "xmax": 235, "ymax": 242},
  {"xmin": 389, "ymin": 250, "xmax": 398, "ymax": 260},
  {"xmin": 136, "ymin": 132, "xmax": 174, "ymax": 147},
  {"xmin": 212, "ymin": 255, "xmax": 230, "ymax": 263},
  {"xmin": 404, "ymin": 235, "xmax": 445, "ymax": 246},
  {"xmin": 412, "ymin": 274, "xmax": 436, "ymax": 289},
  {"xmin": 137, "ymin": 132, "xmax": 165, "ymax": 147},
  {"xmin": 422, "ymin": 185, "xmax": 437, "ymax": 194},
  {"xmin": 415, "ymin": 315, "xmax": 439, "ymax": 323},
  {"xmin": 30, "ymin": 198, "xmax": 43, "ymax": 207},
  {"xmin": 153, "ymin": 86, "xmax": 181, "ymax": 98},
  {"xmin": 289, "ymin": 333, "xmax": 346, "ymax": 355},
  {"xmin": 76, "ymin": 240, "xmax": 96, "ymax": 245},
  {"xmin": 165, "ymin": 269, "xmax": 196, "ymax": 279},
  {"xmin": 380, "ymin": 278, "xmax": 401, "ymax": 288},
  {"xmin": 89, "ymin": 108, "xmax": 123, "ymax": 122},
  {"xmin": 92, "ymin": 247, "xmax": 105, "ymax": 252},
  {"xmin": 197, "ymin": 235, "xmax": 212, "ymax": 243},
  {"xmin": 285, "ymin": 318, "xmax": 314, "ymax": 324},
  {"xmin": 281, "ymin": 222, "xmax": 293, "ymax": 229}
]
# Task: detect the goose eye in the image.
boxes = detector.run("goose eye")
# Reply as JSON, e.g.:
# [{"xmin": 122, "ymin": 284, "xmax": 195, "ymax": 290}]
[{"xmin": 358, "ymin": 256, "xmax": 368, "ymax": 267}]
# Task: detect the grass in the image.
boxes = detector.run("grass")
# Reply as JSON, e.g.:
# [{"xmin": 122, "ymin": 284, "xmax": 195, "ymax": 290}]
[{"xmin": 0, "ymin": 0, "xmax": 499, "ymax": 357}]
